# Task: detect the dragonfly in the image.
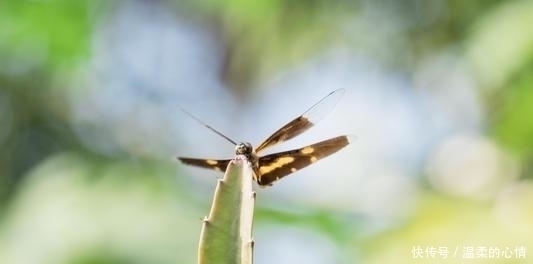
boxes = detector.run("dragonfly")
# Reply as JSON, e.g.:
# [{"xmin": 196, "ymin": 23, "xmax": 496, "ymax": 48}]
[{"xmin": 177, "ymin": 89, "xmax": 351, "ymax": 186}]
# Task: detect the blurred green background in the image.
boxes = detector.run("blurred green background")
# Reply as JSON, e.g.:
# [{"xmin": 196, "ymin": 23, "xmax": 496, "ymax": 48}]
[{"xmin": 1, "ymin": 0, "xmax": 533, "ymax": 263}]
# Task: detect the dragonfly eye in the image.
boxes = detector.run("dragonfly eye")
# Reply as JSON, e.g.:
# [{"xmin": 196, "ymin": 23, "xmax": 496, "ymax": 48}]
[{"xmin": 235, "ymin": 142, "xmax": 252, "ymax": 155}]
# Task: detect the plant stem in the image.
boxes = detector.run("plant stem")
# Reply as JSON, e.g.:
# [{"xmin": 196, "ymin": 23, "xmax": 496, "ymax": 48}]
[{"xmin": 198, "ymin": 155, "xmax": 255, "ymax": 264}]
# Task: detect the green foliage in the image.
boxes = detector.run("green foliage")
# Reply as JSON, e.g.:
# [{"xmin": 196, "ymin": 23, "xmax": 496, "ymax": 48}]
[
  {"xmin": 0, "ymin": 153, "xmax": 198, "ymax": 263},
  {"xmin": 256, "ymin": 206, "xmax": 363, "ymax": 244},
  {"xmin": 494, "ymin": 67, "xmax": 533, "ymax": 155},
  {"xmin": 466, "ymin": 0, "xmax": 533, "ymax": 88},
  {"xmin": 0, "ymin": 0, "xmax": 533, "ymax": 263},
  {"xmin": 0, "ymin": 0, "xmax": 104, "ymax": 71}
]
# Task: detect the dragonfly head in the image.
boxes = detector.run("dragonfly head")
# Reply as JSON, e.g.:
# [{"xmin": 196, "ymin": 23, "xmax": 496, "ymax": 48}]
[{"xmin": 235, "ymin": 142, "xmax": 253, "ymax": 155}]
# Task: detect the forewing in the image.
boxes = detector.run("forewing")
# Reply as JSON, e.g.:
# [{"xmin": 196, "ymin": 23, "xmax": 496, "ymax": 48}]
[
  {"xmin": 255, "ymin": 89, "xmax": 345, "ymax": 153},
  {"xmin": 256, "ymin": 135, "xmax": 350, "ymax": 186},
  {"xmin": 177, "ymin": 157, "xmax": 231, "ymax": 173}
]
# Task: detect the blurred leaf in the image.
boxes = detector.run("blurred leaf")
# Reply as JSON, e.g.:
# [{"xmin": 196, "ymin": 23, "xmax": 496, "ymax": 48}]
[
  {"xmin": 189, "ymin": 0, "xmax": 351, "ymax": 90},
  {"xmin": 359, "ymin": 192, "xmax": 533, "ymax": 263},
  {"xmin": 256, "ymin": 205, "xmax": 363, "ymax": 244},
  {"xmin": 69, "ymin": 251, "xmax": 135, "ymax": 264},
  {"xmin": 493, "ymin": 67, "xmax": 533, "ymax": 156},
  {"xmin": 0, "ymin": 0, "xmax": 105, "ymax": 72},
  {"xmin": 198, "ymin": 0, "xmax": 281, "ymax": 23},
  {"xmin": 466, "ymin": 0, "xmax": 533, "ymax": 89},
  {"xmin": 0, "ymin": 153, "xmax": 198, "ymax": 264}
]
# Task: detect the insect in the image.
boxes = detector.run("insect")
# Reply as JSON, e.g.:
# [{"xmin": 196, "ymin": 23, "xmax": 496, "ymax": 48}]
[{"xmin": 178, "ymin": 89, "xmax": 350, "ymax": 186}]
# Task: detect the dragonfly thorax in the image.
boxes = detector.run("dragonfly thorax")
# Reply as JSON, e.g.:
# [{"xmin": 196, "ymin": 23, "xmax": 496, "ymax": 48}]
[{"xmin": 235, "ymin": 142, "xmax": 253, "ymax": 155}]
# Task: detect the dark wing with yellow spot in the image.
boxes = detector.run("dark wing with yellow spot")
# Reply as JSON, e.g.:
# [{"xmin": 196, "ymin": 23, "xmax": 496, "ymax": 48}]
[
  {"xmin": 256, "ymin": 135, "xmax": 350, "ymax": 186},
  {"xmin": 177, "ymin": 157, "xmax": 231, "ymax": 173},
  {"xmin": 255, "ymin": 89, "xmax": 345, "ymax": 153}
]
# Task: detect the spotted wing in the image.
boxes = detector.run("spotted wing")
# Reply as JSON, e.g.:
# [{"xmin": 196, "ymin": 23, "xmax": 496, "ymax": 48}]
[
  {"xmin": 256, "ymin": 135, "xmax": 350, "ymax": 186},
  {"xmin": 177, "ymin": 157, "xmax": 231, "ymax": 173},
  {"xmin": 255, "ymin": 89, "xmax": 345, "ymax": 153}
]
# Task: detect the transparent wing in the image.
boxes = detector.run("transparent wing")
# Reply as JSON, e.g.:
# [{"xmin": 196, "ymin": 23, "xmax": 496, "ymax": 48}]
[{"xmin": 255, "ymin": 89, "xmax": 345, "ymax": 153}]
